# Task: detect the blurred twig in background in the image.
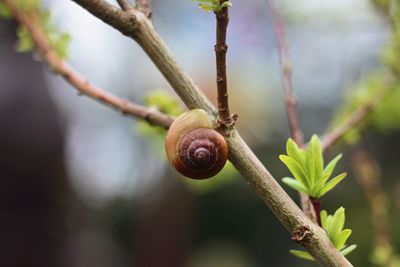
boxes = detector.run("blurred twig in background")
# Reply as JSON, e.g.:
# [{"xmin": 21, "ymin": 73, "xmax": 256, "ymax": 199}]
[
  {"xmin": 321, "ymin": 82, "xmax": 393, "ymax": 152},
  {"xmin": 265, "ymin": 0, "xmax": 303, "ymax": 146},
  {"xmin": 351, "ymin": 144, "xmax": 400, "ymax": 267},
  {"xmin": 265, "ymin": 0, "xmax": 318, "ymax": 224}
]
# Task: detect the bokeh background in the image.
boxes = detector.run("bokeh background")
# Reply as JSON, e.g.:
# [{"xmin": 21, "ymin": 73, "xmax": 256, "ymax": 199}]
[{"xmin": 1, "ymin": 0, "xmax": 399, "ymax": 266}]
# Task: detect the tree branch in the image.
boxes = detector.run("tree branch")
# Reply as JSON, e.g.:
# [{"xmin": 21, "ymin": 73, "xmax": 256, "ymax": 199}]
[
  {"xmin": 39, "ymin": 0, "xmax": 352, "ymax": 265},
  {"xmin": 6, "ymin": 0, "xmax": 173, "ymax": 129},
  {"xmin": 214, "ymin": 1, "xmax": 234, "ymax": 133}
]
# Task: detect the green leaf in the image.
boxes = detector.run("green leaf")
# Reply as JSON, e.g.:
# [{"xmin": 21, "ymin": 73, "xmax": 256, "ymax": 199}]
[
  {"xmin": 289, "ymin": 250, "xmax": 315, "ymax": 261},
  {"xmin": 282, "ymin": 177, "xmax": 308, "ymax": 194},
  {"xmin": 144, "ymin": 90, "xmax": 182, "ymax": 117},
  {"xmin": 320, "ymin": 210, "xmax": 328, "ymax": 229},
  {"xmin": 136, "ymin": 90, "xmax": 182, "ymax": 146},
  {"xmin": 306, "ymin": 138, "xmax": 316, "ymax": 187},
  {"xmin": 320, "ymin": 154, "xmax": 343, "ymax": 186},
  {"xmin": 310, "ymin": 135, "xmax": 324, "ymax": 180},
  {"xmin": 336, "ymin": 229, "xmax": 352, "ymax": 250},
  {"xmin": 320, "ymin": 208, "xmax": 356, "ymax": 255},
  {"xmin": 53, "ymin": 33, "xmax": 71, "ymax": 59},
  {"xmin": 281, "ymin": 135, "xmax": 346, "ymax": 199},
  {"xmin": 15, "ymin": 0, "xmax": 41, "ymax": 11},
  {"xmin": 220, "ymin": 1, "xmax": 233, "ymax": 9},
  {"xmin": 291, "ymin": 208, "xmax": 356, "ymax": 261},
  {"xmin": 329, "ymin": 207, "xmax": 346, "ymax": 244},
  {"xmin": 286, "ymin": 138, "xmax": 307, "ymax": 167},
  {"xmin": 317, "ymin": 172, "xmax": 347, "ymax": 198},
  {"xmin": 198, "ymin": 3, "xmax": 218, "ymax": 11},
  {"xmin": 340, "ymin": 244, "xmax": 357, "ymax": 256},
  {"xmin": 16, "ymin": 26, "xmax": 34, "ymax": 53},
  {"xmin": 192, "ymin": 0, "xmax": 232, "ymax": 12},
  {"xmin": 0, "ymin": 2, "xmax": 12, "ymax": 19},
  {"xmin": 279, "ymin": 155, "xmax": 309, "ymax": 187}
]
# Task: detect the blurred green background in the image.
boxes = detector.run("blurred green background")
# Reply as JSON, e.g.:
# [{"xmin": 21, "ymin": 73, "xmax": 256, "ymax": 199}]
[{"xmin": 1, "ymin": 0, "xmax": 400, "ymax": 266}]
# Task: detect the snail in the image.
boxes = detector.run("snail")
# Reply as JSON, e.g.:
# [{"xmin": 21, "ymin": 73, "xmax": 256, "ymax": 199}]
[{"xmin": 165, "ymin": 109, "xmax": 228, "ymax": 179}]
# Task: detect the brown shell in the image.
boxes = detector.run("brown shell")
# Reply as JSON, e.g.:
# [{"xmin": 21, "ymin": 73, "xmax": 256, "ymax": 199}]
[{"xmin": 165, "ymin": 109, "xmax": 228, "ymax": 179}]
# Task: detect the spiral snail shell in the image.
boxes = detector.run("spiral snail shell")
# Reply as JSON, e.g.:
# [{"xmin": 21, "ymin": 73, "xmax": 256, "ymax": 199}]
[{"xmin": 165, "ymin": 109, "xmax": 228, "ymax": 179}]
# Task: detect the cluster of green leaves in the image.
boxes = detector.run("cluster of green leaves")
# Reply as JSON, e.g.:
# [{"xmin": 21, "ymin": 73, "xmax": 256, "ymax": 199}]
[
  {"xmin": 192, "ymin": 0, "xmax": 232, "ymax": 12},
  {"xmin": 280, "ymin": 135, "xmax": 347, "ymax": 199},
  {"xmin": 0, "ymin": 0, "xmax": 71, "ymax": 59},
  {"xmin": 291, "ymin": 207, "xmax": 357, "ymax": 261},
  {"xmin": 280, "ymin": 137, "xmax": 356, "ymax": 260}
]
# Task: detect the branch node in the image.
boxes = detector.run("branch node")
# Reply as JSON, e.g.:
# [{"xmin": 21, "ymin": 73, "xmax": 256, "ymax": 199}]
[
  {"xmin": 217, "ymin": 113, "xmax": 238, "ymax": 136},
  {"xmin": 136, "ymin": 0, "xmax": 152, "ymax": 18},
  {"xmin": 291, "ymin": 225, "xmax": 313, "ymax": 243}
]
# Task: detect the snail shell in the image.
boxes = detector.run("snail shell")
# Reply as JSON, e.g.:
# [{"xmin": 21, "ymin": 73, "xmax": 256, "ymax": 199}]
[{"xmin": 165, "ymin": 109, "xmax": 228, "ymax": 179}]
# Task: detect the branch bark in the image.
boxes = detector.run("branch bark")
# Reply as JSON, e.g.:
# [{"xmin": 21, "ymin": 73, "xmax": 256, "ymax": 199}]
[
  {"xmin": 34, "ymin": 0, "xmax": 352, "ymax": 265},
  {"xmin": 6, "ymin": 0, "xmax": 173, "ymax": 129}
]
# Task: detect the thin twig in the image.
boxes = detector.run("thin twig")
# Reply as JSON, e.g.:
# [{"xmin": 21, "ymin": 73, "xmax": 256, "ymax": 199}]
[
  {"xmin": 136, "ymin": 0, "xmax": 152, "ymax": 17},
  {"xmin": 310, "ymin": 198, "xmax": 321, "ymax": 226},
  {"xmin": 321, "ymin": 104, "xmax": 374, "ymax": 151},
  {"xmin": 117, "ymin": 0, "xmax": 132, "ymax": 11},
  {"xmin": 320, "ymin": 81, "xmax": 392, "ymax": 152},
  {"xmin": 266, "ymin": 0, "xmax": 318, "ymax": 224},
  {"xmin": 215, "ymin": 0, "xmax": 235, "ymax": 133},
  {"xmin": 6, "ymin": 0, "xmax": 173, "ymax": 129}
]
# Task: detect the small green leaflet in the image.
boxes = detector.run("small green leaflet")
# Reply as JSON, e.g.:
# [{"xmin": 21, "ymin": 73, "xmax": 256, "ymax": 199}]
[{"xmin": 192, "ymin": 0, "xmax": 232, "ymax": 12}]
